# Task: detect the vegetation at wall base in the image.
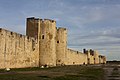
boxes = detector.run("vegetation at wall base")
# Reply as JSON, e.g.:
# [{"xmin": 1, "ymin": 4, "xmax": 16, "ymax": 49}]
[{"xmin": 0, "ymin": 66, "xmax": 104, "ymax": 80}]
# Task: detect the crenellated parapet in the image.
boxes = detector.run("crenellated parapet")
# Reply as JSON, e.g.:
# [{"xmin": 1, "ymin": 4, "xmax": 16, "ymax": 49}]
[{"xmin": 82, "ymin": 49, "xmax": 105, "ymax": 64}]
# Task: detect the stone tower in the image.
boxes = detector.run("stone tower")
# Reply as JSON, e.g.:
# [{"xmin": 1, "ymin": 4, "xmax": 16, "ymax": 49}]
[
  {"xmin": 103, "ymin": 56, "xmax": 106, "ymax": 64},
  {"xmin": 26, "ymin": 17, "xmax": 41, "ymax": 66},
  {"xmin": 93, "ymin": 50, "xmax": 99, "ymax": 64},
  {"xmin": 56, "ymin": 28, "xmax": 67, "ymax": 65},
  {"xmin": 83, "ymin": 49, "xmax": 91, "ymax": 64},
  {"xmin": 99, "ymin": 55, "xmax": 102, "ymax": 64},
  {"xmin": 26, "ymin": 17, "xmax": 41, "ymax": 39},
  {"xmin": 26, "ymin": 17, "xmax": 57, "ymax": 66},
  {"xmin": 39, "ymin": 19, "xmax": 56, "ymax": 66}
]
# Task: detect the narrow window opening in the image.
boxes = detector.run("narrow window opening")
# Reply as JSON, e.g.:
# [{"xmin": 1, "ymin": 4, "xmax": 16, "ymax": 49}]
[
  {"xmin": 27, "ymin": 36, "xmax": 29, "ymax": 39},
  {"xmin": 42, "ymin": 35, "xmax": 44, "ymax": 39},
  {"xmin": 32, "ymin": 39, "xmax": 35, "ymax": 51},
  {"xmin": 77, "ymin": 51, "xmax": 78, "ymax": 54},
  {"xmin": 20, "ymin": 34, "xmax": 22, "ymax": 37},
  {"xmin": 57, "ymin": 41, "xmax": 59, "ymax": 43},
  {"xmin": 11, "ymin": 32, "xmax": 13, "ymax": 35},
  {"xmin": 0, "ymin": 28, "xmax": 2, "ymax": 32},
  {"xmin": 27, "ymin": 36, "xmax": 30, "ymax": 42},
  {"xmin": 58, "ymin": 60, "xmax": 61, "ymax": 62},
  {"xmin": 88, "ymin": 58, "xmax": 90, "ymax": 64},
  {"xmin": 73, "ymin": 62, "xmax": 75, "ymax": 64},
  {"xmin": 52, "ymin": 20, "xmax": 54, "ymax": 23},
  {"xmin": 88, "ymin": 58, "xmax": 90, "ymax": 61}
]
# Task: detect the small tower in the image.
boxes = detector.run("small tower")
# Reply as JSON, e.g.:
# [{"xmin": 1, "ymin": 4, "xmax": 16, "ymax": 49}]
[
  {"xmin": 56, "ymin": 27, "xmax": 67, "ymax": 66},
  {"xmin": 26, "ymin": 17, "xmax": 41, "ymax": 66},
  {"xmin": 89, "ymin": 49, "xmax": 94, "ymax": 64},
  {"xmin": 99, "ymin": 55, "xmax": 102, "ymax": 64},
  {"xmin": 26, "ymin": 17, "xmax": 41, "ymax": 39},
  {"xmin": 83, "ymin": 49, "xmax": 87, "ymax": 53},
  {"xmin": 103, "ymin": 56, "xmax": 106, "ymax": 64},
  {"xmin": 85, "ymin": 50, "xmax": 90, "ymax": 64},
  {"xmin": 93, "ymin": 50, "xmax": 99, "ymax": 64},
  {"xmin": 39, "ymin": 19, "xmax": 57, "ymax": 66}
]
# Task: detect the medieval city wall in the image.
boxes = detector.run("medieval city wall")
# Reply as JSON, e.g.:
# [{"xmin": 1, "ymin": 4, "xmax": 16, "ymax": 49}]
[
  {"xmin": 66, "ymin": 49, "xmax": 87, "ymax": 65},
  {"xmin": 83, "ymin": 49, "xmax": 100, "ymax": 64},
  {"xmin": 26, "ymin": 17, "xmax": 106, "ymax": 67},
  {"xmin": 0, "ymin": 17, "xmax": 107, "ymax": 68},
  {"xmin": 0, "ymin": 28, "xmax": 39, "ymax": 69}
]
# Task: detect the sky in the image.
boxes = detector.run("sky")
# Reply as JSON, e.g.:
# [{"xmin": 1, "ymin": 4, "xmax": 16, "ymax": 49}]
[{"xmin": 0, "ymin": 0, "xmax": 120, "ymax": 61}]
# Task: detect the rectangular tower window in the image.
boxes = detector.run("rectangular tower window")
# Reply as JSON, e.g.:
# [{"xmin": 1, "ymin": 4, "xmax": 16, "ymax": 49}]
[
  {"xmin": 0, "ymin": 28, "xmax": 2, "ymax": 32},
  {"xmin": 77, "ymin": 51, "xmax": 78, "ymax": 54},
  {"xmin": 57, "ymin": 41, "xmax": 59, "ymax": 43},
  {"xmin": 11, "ymin": 32, "xmax": 13, "ymax": 35},
  {"xmin": 32, "ymin": 39, "xmax": 35, "ymax": 51},
  {"xmin": 42, "ymin": 35, "xmax": 44, "ymax": 39},
  {"xmin": 27, "ymin": 36, "xmax": 29, "ymax": 39},
  {"xmin": 20, "ymin": 34, "xmax": 22, "ymax": 37}
]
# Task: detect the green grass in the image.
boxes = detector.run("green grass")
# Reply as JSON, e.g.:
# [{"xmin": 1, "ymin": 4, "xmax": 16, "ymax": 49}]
[
  {"xmin": 0, "ymin": 74, "xmax": 51, "ymax": 80},
  {"xmin": 80, "ymin": 67, "xmax": 104, "ymax": 80},
  {"xmin": 53, "ymin": 67, "xmax": 104, "ymax": 80},
  {"xmin": 0, "ymin": 66, "xmax": 105, "ymax": 80},
  {"xmin": 0, "ymin": 67, "xmax": 55, "ymax": 72}
]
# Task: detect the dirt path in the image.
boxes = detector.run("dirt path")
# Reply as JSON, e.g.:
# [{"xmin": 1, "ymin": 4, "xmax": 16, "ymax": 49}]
[{"xmin": 103, "ymin": 66, "xmax": 120, "ymax": 80}]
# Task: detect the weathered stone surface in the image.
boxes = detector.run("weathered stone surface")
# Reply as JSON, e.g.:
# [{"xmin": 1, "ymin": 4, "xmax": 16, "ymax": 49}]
[
  {"xmin": 0, "ymin": 28, "xmax": 39, "ymax": 69},
  {"xmin": 39, "ymin": 19, "xmax": 56, "ymax": 66},
  {"xmin": 67, "ymin": 49, "xmax": 87, "ymax": 65}
]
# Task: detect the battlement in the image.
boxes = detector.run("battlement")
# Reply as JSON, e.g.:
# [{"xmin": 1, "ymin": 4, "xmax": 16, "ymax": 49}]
[
  {"xmin": 99, "ymin": 55, "xmax": 103, "ymax": 58},
  {"xmin": 44, "ymin": 19, "xmax": 56, "ymax": 23},
  {"xmin": 27, "ymin": 17, "xmax": 42, "ymax": 22},
  {"xmin": 0, "ymin": 28, "xmax": 37, "ymax": 43},
  {"xmin": 57, "ymin": 27, "xmax": 67, "ymax": 30},
  {"xmin": 99, "ymin": 55, "xmax": 106, "ymax": 59},
  {"xmin": 67, "ymin": 48, "xmax": 84, "ymax": 54},
  {"xmin": 27, "ymin": 17, "xmax": 35, "ymax": 20},
  {"xmin": 41, "ymin": 19, "xmax": 56, "ymax": 27},
  {"xmin": 27, "ymin": 18, "xmax": 56, "ymax": 23}
]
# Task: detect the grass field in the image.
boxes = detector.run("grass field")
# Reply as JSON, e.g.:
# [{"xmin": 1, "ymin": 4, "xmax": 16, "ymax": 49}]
[{"xmin": 0, "ymin": 65, "xmax": 105, "ymax": 80}]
